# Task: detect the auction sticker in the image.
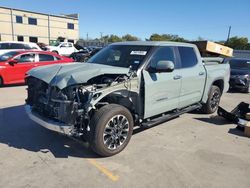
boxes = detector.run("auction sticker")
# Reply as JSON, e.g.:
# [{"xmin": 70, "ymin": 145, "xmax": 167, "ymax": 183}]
[{"xmin": 130, "ymin": 51, "xmax": 147, "ymax": 55}]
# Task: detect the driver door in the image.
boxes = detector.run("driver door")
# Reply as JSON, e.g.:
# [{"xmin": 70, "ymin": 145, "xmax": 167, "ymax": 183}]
[
  {"xmin": 9, "ymin": 53, "xmax": 36, "ymax": 83},
  {"xmin": 143, "ymin": 46, "xmax": 182, "ymax": 119}
]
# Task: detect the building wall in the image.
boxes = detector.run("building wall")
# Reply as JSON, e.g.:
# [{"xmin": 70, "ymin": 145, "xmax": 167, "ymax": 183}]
[{"xmin": 0, "ymin": 7, "xmax": 79, "ymax": 44}]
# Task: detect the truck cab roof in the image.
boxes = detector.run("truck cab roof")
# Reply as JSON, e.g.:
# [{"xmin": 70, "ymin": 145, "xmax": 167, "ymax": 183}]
[{"xmin": 112, "ymin": 41, "xmax": 197, "ymax": 48}]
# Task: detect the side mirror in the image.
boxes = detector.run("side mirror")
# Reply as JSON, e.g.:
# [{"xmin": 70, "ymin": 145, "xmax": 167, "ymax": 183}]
[
  {"xmin": 8, "ymin": 59, "xmax": 18, "ymax": 66},
  {"xmin": 149, "ymin": 60, "xmax": 175, "ymax": 73}
]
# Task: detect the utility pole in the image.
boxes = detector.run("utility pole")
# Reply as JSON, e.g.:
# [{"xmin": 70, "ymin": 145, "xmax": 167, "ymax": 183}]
[
  {"xmin": 226, "ymin": 26, "xmax": 231, "ymax": 44},
  {"xmin": 86, "ymin": 33, "xmax": 89, "ymax": 41}
]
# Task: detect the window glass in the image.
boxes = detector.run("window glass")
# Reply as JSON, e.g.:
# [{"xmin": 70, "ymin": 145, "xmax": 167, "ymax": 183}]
[
  {"xmin": 88, "ymin": 45, "xmax": 152, "ymax": 70},
  {"xmin": 178, "ymin": 47, "xmax": 198, "ymax": 68},
  {"xmin": 39, "ymin": 54, "xmax": 55, "ymax": 62},
  {"xmin": 15, "ymin": 54, "xmax": 35, "ymax": 63},
  {"xmin": 67, "ymin": 23, "xmax": 74, "ymax": 29},
  {"xmin": 29, "ymin": 37, "xmax": 38, "ymax": 43},
  {"xmin": 0, "ymin": 51, "xmax": 19, "ymax": 62},
  {"xmin": 68, "ymin": 43, "xmax": 73, "ymax": 47},
  {"xmin": 150, "ymin": 46, "xmax": 175, "ymax": 69},
  {"xmin": 28, "ymin": 18, "xmax": 37, "ymax": 25},
  {"xmin": 17, "ymin": 36, "xmax": 24, "ymax": 41},
  {"xmin": 10, "ymin": 43, "xmax": 31, "ymax": 49},
  {"xmin": 60, "ymin": 43, "xmax": 68, "ymax": 47},
  {"xmin": 68, "ymin": 40, "xmax": 74, "ymax": 43},
  {"xmin": 16, "ymin": 16, "xmax": 23, "ymax": 23},
  {"xmin": 229, "ymin": 59, "xmax": 250, "ymax": 69},
  {"xmin": 0, "ymin": 43, "xmax": 10, "ymax": 49}
]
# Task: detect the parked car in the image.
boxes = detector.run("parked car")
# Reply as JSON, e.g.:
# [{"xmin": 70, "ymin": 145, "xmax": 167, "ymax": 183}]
[
  {"xmin": 69, "ymin": 49, "xmax": 90, "ymax": 62},
  {"xmin": 25, "ymin": 41, "xmax": 230, "ymax": 157},
  {"xmin": 46, "ymin": 42, "xmax": 78, "ymax": 56},
  {"xmin": 0, "ymin": 51, "xmax": 73, "ymax": 86},
  {"xmin": 0, "ymin": 41, "xmax": 41, "ymax": 56},
  {"xmin": 37, "ymin": 42, "xmax": 48, "ymax": 51},
  {"xmin": 227, "ymin": 58, "xmax": 250, "ymax": 93},
  {"xmin": 69, "ymin": 47, "xmax": 102, "ymax": 62}
]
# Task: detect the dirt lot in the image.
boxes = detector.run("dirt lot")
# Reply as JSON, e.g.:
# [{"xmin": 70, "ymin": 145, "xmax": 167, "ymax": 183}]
[{"xmin": 0, "ymin": 86, "xmax": 249, "ymax": 188}]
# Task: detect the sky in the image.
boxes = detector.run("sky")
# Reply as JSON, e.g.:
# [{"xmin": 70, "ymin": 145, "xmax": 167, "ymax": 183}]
[{"xmin": 0, "ymin": 0, "xmax": 250, "ymax": 41}]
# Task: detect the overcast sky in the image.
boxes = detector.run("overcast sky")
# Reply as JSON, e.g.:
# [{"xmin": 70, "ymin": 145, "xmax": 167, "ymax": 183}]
[{"xmin": 1, "ymin": 0, "xmax": 250, "ymax": 41}]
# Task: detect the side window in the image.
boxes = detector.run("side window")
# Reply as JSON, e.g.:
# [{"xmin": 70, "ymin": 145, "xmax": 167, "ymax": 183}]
[
  {"xmin": 178, "ymin": 47, "xmax": 198, "ymax": 68},
  {"xmin": 10, "ymin": 43, "xmax": 28, "ymax": 49},
  {"xmin": 68, "ymin": 43, "xmax": 73, "ymax": 47},
  {"xmin": 0, "ymin": 43, "xmax": 10, "ymax": 49},
  {"xmin": 150, "ymin": 46, "xmax": 175, "ymax": 69},
  {"xmin": 15, "ymin": 54, "xmax": 35, "ymax": 63},
  {"xmin": 60, "ymin": 43, "xmax": 68, "ymax": 48},
  {"xmin": 39, "ymin": 54, "xmax": 55, "ymax": 62}
]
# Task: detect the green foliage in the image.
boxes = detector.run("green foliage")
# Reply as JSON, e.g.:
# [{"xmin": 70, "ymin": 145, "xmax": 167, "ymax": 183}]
[
  {"xmin": 122, "ymin": 34, "xmax": 140, "ymax": 41},
  {"xmin": 226, "ymin": 36, "xmax": 249, "ymax": 50},
  {"xmin": 147, "ymin": 34, "xmax": 187, "ymax": 42}
]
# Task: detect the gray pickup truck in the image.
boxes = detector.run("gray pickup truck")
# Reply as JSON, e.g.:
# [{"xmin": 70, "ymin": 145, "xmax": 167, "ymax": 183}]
[{"xmin": 25, "ymin": 41, "xmax": 230, "ymax": 156}]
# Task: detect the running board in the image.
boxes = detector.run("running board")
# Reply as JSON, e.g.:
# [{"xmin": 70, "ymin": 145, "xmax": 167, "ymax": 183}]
[{"xmin": 142, "ymin": 103, "xmax": 202, "ymax": 128}]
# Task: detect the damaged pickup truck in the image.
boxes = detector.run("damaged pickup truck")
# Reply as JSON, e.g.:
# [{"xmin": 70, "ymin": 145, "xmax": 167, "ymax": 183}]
[{"xmin": 25, "ymin": 41, "xmax": 230, "ymax": 156}]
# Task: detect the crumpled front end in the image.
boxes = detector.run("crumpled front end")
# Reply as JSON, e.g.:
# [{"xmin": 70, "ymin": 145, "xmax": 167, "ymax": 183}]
[
  {"xmin": 25, "ymin": 72, "xmax": 139, "ymax": 137},
  {"xmin": 230, "ymin": 75, "xmax": 249, "ymax": 89}
]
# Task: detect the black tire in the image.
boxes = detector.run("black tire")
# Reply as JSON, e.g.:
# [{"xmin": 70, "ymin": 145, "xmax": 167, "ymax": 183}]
[
  {"xmin": 202, "ymin": 85, "xmax": 221, "ymax": 114},
  {"xmin": 89, "ymin": 104, "xmax": 134, "ymax": 157},
  {"xmin": 0, "ymin": 77, "xmax": 3, "ymax": 87}
]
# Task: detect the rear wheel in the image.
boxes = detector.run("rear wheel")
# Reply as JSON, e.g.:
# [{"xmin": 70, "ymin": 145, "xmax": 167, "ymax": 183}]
[
  {"xmin": 89, "ymin": 104, "xmax": 134, "ymax": 157},
  {"xmin": 202, "ymin": 85, "xmax": 221, "ymax": 114}
]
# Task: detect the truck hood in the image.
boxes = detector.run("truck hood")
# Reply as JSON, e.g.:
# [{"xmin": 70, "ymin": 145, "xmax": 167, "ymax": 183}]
[{"xmin": 28, "ymin": 63, "xmax": 130, "ymax": 89}]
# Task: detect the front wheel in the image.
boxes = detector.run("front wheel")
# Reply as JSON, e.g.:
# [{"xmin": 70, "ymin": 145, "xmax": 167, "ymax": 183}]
[
  {"xmin": 202, "ymin": 85, "xmax": 221, "ymax": 114},
  {"xmin": 89, "ymin": 104, "xmax": 134, "ymax": 157},
  {"xmin": 0, "ymin": 77, "xmax": 3, "ymax": 87}
]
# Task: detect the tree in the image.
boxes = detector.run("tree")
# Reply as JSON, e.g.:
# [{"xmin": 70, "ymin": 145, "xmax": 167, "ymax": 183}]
[
  {"xmin": 122, "ymin": 34, "xmax": 140, "ymax": 41},
  {"xmin": 226, "ymin": 36, "xmax": 249, "ymax": 50},
  {"xmin": 147, "ymin": 34, "xmax": 187, "ymax": 42},
  {"xmin": 107, "ymin": 35, "xmax": 122, "ymax": 43}
]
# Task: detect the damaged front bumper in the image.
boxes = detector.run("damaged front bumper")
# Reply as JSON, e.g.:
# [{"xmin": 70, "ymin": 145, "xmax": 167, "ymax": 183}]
[
  {"xmin": 25, "ymin": 105, "xmax": 74, "ymax": 136},
  {"xmin": 230, "ymin": 75, "xmax": 249, "ymax": 89}
]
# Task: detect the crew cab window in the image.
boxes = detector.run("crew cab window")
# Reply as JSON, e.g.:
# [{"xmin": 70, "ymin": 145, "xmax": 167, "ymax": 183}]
[
  {"xmin": 178, "ymin": 47, "xmax": 198, "ymax": 68},
  {"xmin": 150, "ymin": 46, "xmax": 176, "ymax": 69},
  {"xmin": 60, "ymin": 43, "xmax": 68, "ymax": 48},
  {"xmin": 39, "ymin": 54, "xmax": 55, "ymax": 62},
  {"xmin": 15, "ymin": 54, "xmax": 35, "ymax": 63}
]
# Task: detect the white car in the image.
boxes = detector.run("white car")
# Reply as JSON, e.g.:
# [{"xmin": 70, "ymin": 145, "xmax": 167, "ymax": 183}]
[
  {"xmin": 46, "ymin": 42, "xmax": 78, "ymax": 56},
  {"xmin": 0, "ymin": 41, "xmax": 41, "ymax": 56}
]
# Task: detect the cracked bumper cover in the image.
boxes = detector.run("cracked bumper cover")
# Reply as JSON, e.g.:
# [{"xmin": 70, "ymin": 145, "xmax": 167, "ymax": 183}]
[{"xmin": 25, "ymin": 105, "xmax": 73, "ymax": 136}]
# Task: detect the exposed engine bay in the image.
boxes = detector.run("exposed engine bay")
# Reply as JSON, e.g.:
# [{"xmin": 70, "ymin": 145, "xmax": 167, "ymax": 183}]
[{"xmin": 26, "ymin": 73, "xmax": 139, "ymax": 138}]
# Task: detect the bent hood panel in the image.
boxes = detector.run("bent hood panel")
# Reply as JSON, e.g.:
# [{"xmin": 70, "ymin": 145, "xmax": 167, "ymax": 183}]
[{"xmin": 28, "ymin": 63, "xmax": 129, "ymax": 89}]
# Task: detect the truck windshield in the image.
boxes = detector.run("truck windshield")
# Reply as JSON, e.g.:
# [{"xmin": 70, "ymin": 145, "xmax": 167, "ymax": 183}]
[
  {"xmin": 0, "ymin": 51, "xmax": 19, "ymax": 62},
  {"xmin": 230, "ymin": 59, "xmax": 250, "ymax": 69},
  {"xmin": 87, "ymin": 45, "xmax": 152, "ymax": 69}
]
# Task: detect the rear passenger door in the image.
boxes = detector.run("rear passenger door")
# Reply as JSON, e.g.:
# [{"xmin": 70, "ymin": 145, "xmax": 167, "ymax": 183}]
[
  {"xmin": 143, "ymin": 46, "xmax": 182, "ymax": 118},
  {"xmin": 177, "ymin": 46, "xmax": 206, "ymax": 108}
]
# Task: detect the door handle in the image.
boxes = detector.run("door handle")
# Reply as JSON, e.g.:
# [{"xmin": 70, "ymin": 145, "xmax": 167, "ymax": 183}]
[
  {"xmin": 173, "ymin": 75, "xmax": 182, "ymax": 80},
  {"xmin": 199, "ymin": 72, "xmax": 205, "ymax": 76}
]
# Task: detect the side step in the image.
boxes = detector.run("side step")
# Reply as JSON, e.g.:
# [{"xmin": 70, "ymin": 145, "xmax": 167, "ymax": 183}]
[{"xmin": 142, "ymin": 103, "xmax": 202, "ymax": 128}]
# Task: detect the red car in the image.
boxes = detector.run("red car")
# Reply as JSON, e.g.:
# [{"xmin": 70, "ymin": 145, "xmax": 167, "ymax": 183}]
[{"xmin": 0, "ymin": 51, "xmax": 74, "ymax": 86}]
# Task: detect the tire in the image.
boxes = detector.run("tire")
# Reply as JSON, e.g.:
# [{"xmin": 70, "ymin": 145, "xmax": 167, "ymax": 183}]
[
  {"xmin": 202, "ymin": 85, "xmax": 221, "ymax": 114},
  {"xmin": 89, "ymin": 104, "xmax": 134, "ymax": 157},
  {"xmin": 0, "ymin": 77, "xmax": 3, "ymax": 87}
]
